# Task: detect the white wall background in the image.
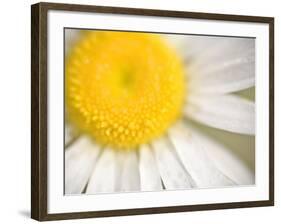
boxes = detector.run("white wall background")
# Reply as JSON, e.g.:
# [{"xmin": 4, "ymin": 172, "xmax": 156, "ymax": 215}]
[{"xmin": 0, "ymin": 0, "xmax": 279, "ymax": 223}]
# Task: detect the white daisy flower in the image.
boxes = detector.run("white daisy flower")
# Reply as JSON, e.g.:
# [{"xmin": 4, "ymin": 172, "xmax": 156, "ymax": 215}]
[{"xmin": 64, "ymin": 30, "xmax": 255, "ymax": 195}]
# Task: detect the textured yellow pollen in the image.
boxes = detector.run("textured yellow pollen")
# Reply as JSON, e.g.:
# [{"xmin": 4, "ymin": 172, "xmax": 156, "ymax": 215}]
[{"xmin": 66, "ymin": 31, "xmax": 185, "ymax": 149}]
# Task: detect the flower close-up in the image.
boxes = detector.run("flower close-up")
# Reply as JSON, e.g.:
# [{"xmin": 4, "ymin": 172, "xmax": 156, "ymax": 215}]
[{"xmin": 65, "ymin": 30, "xmax": 255, "ymax": 194}]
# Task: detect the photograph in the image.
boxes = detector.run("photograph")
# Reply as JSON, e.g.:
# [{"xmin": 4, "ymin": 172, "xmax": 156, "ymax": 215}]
[{"xmin": 64, "ymin": 29, "xmax": 255, "ymax": 195}]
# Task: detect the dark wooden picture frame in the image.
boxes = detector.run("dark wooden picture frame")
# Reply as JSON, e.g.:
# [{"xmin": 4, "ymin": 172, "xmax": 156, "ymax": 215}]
[{"xmin": 31, "ymin": 2, "xmax": 274, "ymax": 221}]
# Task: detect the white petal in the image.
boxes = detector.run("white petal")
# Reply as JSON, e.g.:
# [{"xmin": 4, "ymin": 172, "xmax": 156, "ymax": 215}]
[
  {"xmin": 185, "ymin": 94, "xmax": 255, "ymax": 135},
  {"xmin": 118, "ymin": 150, "xmax": 140, "ymax": 192},
  {"xmin": 189, "ymin": 38, "xmax": 254, "ymax": 69},
  {"xmin": 188, "ymin": 60, "xmax": 255, "ymax": 94},
  {"xmin": 86, "ymin": 148, "xmax": 121, "ymax": 194},
  {"xmin": 187, "ymin": 37, "xmax": 255, "ymax": 94},
  {"xmin": 65, "ymin": 136, "xmax": 100, "ymax": 194},
  {"xmin": 166, "ymin": 35, "xmax": 224, "ymax": 61},
  {"xmin": 65, "ymin": 123, "xmax": 78, "ymax": 147},
  {"xmin": 139, "ymin": 145, "xmax": 163, "ymax": 191},
  {"xmin": 152, "ymin": 137, "xmax": 193, "ymax": 190},
  {"xmin": 184, "ymin": 124, "xmax": 254, "ymax": 185},
  {"xmin": 169, "ymin": 124, "xmax": 234, "ymax": 188}
]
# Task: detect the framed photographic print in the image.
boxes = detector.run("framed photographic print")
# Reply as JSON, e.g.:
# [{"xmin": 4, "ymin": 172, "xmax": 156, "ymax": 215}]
[{"xmin": 31, "ymin": 2, "xmax": 274, "ymax": 221}]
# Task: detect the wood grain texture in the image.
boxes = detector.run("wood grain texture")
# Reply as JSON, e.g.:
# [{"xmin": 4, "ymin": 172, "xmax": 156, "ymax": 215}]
[{"xmin": 31, "ymin": 3, "xmax": 48, "ymax": 221}]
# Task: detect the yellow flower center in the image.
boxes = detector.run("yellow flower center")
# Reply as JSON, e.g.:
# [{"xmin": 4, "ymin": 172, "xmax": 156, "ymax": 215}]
[{"xmin": 66, "ymin": 31, "xmax": 185, "ymax": 149}]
